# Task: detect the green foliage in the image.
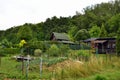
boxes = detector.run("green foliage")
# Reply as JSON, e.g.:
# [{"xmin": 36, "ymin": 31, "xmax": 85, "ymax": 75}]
[
  {"xmin": 77, "ymin": 50, "xmax": 90, "ymax": 57},
  {"xmin": 1, "ymin": 54, "xmax": 120, "ymax": 79},
  {"xmin": 0, "ymin": 48, "xmax": 20, "ymax": 56},
  {"xmin": 46, "ymin": 44, "xmax": 59, "ymax": 57},
  {"xmin": 107, "ymin": 14, "xmax": 120, "ymax": 37},
  {"xmin": 99, "ymin": 24, "xmax": 108, "ymax": 37},
  {"xmin": 74, "ymin": 29, "xmax": 90, "ymax": 41},
  {"xmin": 59, "ymin": 44, "xmax": 70, "ymax": 57},
  {"xmin": 89, "ymin": 25, "xmax": 100, "ymax": 38},
  {"xmin": 1, "ymin": 39, "xmax": 12, "ymax": 48},
  {"xmin": 28, "ymin": 41, "xmax": 47, "ymax": 52},
  {"xmin": 17, "ymin": 24, "xmax": 33, "ymax": 41},
  {"xmin": 34, "ymin": 49, "xmax": 42, "ymax": 56},
  {"xmin": 116, "ymin": 28, "xmax": 120, "ymax": 56},
  {"xmin": 46, "ymin": 57, "xmax": 67, "ymax": 66},
  {"xmin": 95, "ymin": 75, "xmax": 107, "ymax": 80},
  {"xmin": 0, "ymin": 0, "xmax": 120, "ymax": 43},
  {"xmin": 68, "ymin": 25, "xmax": 78, "ymax": 41}
]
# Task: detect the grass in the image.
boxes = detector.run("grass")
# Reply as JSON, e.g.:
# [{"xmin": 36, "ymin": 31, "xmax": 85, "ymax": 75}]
[
  {"xmin": 0, "ymin": 54, "xmax": 120, "ymax": 80},
  {"xmin": 79, "ymin": 69, "xmax": 120, "ymax": 80},
  {"xmin": 52, "ymin": 55, "xmax": 120, "ymax": 80}
]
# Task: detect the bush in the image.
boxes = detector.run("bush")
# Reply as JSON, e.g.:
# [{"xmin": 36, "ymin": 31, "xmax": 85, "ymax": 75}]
[
  {"xmin": 68, "ymin": 50, "xmax": 90, "ymax": 60},
  {"xmin": 59, "ymin": 44, "xmax": 70, "ymax": 57},
  {"xmin": 28, "ymin": 41, "xmax": 47, "ymax": 52},
  {"xmin": 0, "ymin": 48, "xmax": 20, "ymax": 56},
  {"xmin": 46, "ymin": 44, "xmax": 60, "ymax": 57},
  {"xmin": 34, "ymin": 49, "xmax": 42, "ymax": 56},
  {"xmin": 95, "ymin": 75, "xmax": 107, "ymax": 80},
  {"xmin": 77, "ymin": 50, "xmax": 90, "ymax": 57}
]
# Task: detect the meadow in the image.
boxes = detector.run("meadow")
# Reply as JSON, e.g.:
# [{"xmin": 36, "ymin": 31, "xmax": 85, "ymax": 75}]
[{"xmin": 0, "ymin": 51, "xmax": 120, "ymax": 80}]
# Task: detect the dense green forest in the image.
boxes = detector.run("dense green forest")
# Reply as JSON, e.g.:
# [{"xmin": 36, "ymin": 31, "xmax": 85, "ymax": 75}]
[{"xmin": 0, "ymin": 0, "xmax": 120, "ymax": 44}]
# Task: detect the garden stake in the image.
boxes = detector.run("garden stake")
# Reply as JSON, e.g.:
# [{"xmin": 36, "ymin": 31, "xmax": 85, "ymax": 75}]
[{"xmin": 40, "ymin": 57, "xmax": 42, "ymax": 79}]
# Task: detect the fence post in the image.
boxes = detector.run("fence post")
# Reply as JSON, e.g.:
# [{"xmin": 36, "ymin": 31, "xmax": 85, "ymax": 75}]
[
  {"xmin": 0, "ymin": 56, "xmax": 1, "ymax": 67},
  {"xmin": 26, "ymin": 55, "xmax": 30, "ymax": 80},
  {"xmin": 40, "ymin": 57, "xmax": 42, "ymax": 79},
  {"xmin": 22, "ymin": 56, "xmax": 24, "ymax": 75}
]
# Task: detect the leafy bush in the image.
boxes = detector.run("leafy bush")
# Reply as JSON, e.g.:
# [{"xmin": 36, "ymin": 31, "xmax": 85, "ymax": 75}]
[
  {"xmin": 46, "ymin": 44, "xmax": 60, "ymax": 57},
  {"xmin": 59, "ymin": 44, "xmax": 70, "ymax": 57},
  {"xmin": 28, "ymin": 41, "xmax": 47, "ymax": 52},
  {"xmin": 34, "ymin": 49, "xmax": 42, "ymax": 56},
  {"xmin": 95, "ymin": 75, "xmax": 107, "ymax": 80},
  {"xmin": 68, "ymin": 50, "xmax": 90, "ymax": 60},
  {"xmin": 77, "ymin": 50, "xmax": 90, "ymax": 57},
  {"xmin": 0, "ymin": 48, "xmax": 20, "ymax": 56}
]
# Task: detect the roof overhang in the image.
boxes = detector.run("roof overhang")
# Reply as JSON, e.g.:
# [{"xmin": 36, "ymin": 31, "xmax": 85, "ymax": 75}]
[{"xmin": 94, "ymin": 40, "xmax": 107, "ymax": 44}]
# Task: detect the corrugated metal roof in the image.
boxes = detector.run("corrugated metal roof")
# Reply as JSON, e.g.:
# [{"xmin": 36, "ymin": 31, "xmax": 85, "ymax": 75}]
[{"xmin": 53, "ymin": 32, "xmax": 70, "ymax": 41}]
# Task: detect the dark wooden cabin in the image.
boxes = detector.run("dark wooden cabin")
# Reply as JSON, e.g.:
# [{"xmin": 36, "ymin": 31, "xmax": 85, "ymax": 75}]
[{"xmin": 84, "ymin": 38, "xmax": 116, "ymax": 54}]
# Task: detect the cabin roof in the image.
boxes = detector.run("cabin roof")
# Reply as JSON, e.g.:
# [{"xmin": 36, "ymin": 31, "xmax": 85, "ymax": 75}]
[
  {"xmin": 94, "ymin": 40, "xmax": 107, "ymax": 43},
  {"xmin": 50, "ymin": 32, "xmax": 70, "ymax": 41},
  {"xmin": 83, "ymin": 38, "xmax": 98, "ymax": 42},
  {"xmin": 84, "ymin": 37, "xmax": 116, "ymax": 42}
]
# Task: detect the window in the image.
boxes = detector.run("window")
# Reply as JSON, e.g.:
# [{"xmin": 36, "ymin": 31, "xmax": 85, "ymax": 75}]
[{"xmin": 112, "ymin": 43, "xmax": 115, "ymax": 48}]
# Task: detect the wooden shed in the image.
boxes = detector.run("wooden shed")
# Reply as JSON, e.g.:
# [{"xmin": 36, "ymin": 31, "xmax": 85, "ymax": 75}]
[{"xmin": 84, "ymin": 38, "xmax": 116, "ymax": 54}]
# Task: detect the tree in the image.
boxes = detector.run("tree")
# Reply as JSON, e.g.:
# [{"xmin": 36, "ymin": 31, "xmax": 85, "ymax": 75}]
[
  {"xmin": 89, "ymin": 25, "xmax": 100, "ymax": 38},
  {"xmin": 99, "ymin": 24, "xmax": 108, "ymax": 37},
  {"xmin": 17, "ymin": 24, "xmax": 33, "ymax": 41},
  {"xmin": 74, "ymin": 29, "xmax": 90, "ymax": 41},
  {"xmin": 116, "ymin": 28, "xmax": 120, "ymax": 56},
  {"xmin": 68, "ymin": 25, "xmax": 78, "ymax": 41},
  {"xmin": 106, "ymin": 14, "xmax": 120, "ymax": 37},
  {"xmin": 1, "ymin": 39, "xmax": 12, "ymax": 48}
]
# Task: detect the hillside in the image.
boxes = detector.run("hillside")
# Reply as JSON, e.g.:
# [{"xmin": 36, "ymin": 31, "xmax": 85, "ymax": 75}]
[{"xmin": 0, "ymin": 0, "xmax": 120, "ymax": 43}]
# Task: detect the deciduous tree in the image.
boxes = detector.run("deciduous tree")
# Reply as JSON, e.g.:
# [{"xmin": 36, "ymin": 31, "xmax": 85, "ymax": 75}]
[
  {"xmin": 99, "ymin": 24, "xmax": 108, "ymax": 37},
  {"xmin": 116, "ymin": 28, "xmax": 120, "ymax": 56}
]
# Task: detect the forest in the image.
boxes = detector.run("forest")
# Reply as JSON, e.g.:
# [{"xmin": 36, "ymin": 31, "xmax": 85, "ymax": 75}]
[{"xmin": 0, "ymin": 0, "xmax": 120, "ymax": 45}]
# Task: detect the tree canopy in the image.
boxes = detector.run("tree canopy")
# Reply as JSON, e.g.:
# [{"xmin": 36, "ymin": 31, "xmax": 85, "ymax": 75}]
[
  {"xmin": 116, "ymin": 28, "xmax": 120, "ymax": 56},
  {"xmin": 0, "ymin": 0, "xmax": 119, "ymax": 43}
]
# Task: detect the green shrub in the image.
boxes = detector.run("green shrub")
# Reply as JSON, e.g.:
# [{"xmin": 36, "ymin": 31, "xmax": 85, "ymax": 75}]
[
  {"xmin": 77, "ymin": 50, "xmax": 90, "ymax": 57},
  {"xmin": 0, "ymin": 48, "xmax": 20, "ymax": 56},
  {"xmin": 28, "ymin": 41, "xmax": 47, "ymax": 52},
  {"xmin": 59, "ymin": 44, "xmax": 70, "ymax": 57},
  {"xmin": 95, "ymin": 75, "xmax": 107, "ymax": 80},
  {"xmin": 34, "ymin": 49, "xmax": 42, "ymax": 56},
  {"xmin": 46, "ymin": 44, "xmax": 60, "ymax": 57}
]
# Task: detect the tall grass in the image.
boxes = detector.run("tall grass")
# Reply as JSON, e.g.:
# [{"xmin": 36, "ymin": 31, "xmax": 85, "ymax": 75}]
[
  {"xmin": 54, "ymin": 55, "xmax": 120, "ymax": 79},
  {"xmin": 1, "ymin": 54, "xmax": 120, "ymax": 80}
]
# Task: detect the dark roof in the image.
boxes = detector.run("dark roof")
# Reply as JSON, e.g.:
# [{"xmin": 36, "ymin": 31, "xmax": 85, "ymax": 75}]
[
  {"xmin": 84, "ymin": 37, "xmax": 116, "ymax": 42},
  {"xmin": 51, "ymin": 32, "xmax": 70, "ymax": 41},
  {"xmin": 97, "ymin": 37, "xmax": 116, "ymax": 40},
  {"xmin": 83, "ymin": 38, "xmax": 98, "ymax": 42},
  {"xmin": 58, "ymin": 40, "xmax": 75, "ymax": 44},
  {"xmin": 94, "ymin": 40, "xmax": 107, "ymax": 43}
]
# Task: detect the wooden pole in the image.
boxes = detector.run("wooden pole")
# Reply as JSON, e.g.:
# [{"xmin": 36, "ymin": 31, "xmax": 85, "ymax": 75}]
[
  {"xmin": 0, "ymin": 56, "xmax": 1, "ymax": 66},
  {"xmin": 40, "ymin": 57, "xmax": 42, "ymax": 79},
  {"xmin": 22, "ymin": 56, "xmax": 24, "ymax": 75},
  {"xmin": 26, "ymin": 57, "xmax": 29, "ymax": 80}
]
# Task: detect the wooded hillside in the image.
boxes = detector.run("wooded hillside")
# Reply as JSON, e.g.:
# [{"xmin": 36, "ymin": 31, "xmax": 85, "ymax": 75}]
[{"xmin": 0, "ymin": 0, "xmax": 120, "ymax": 43}]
